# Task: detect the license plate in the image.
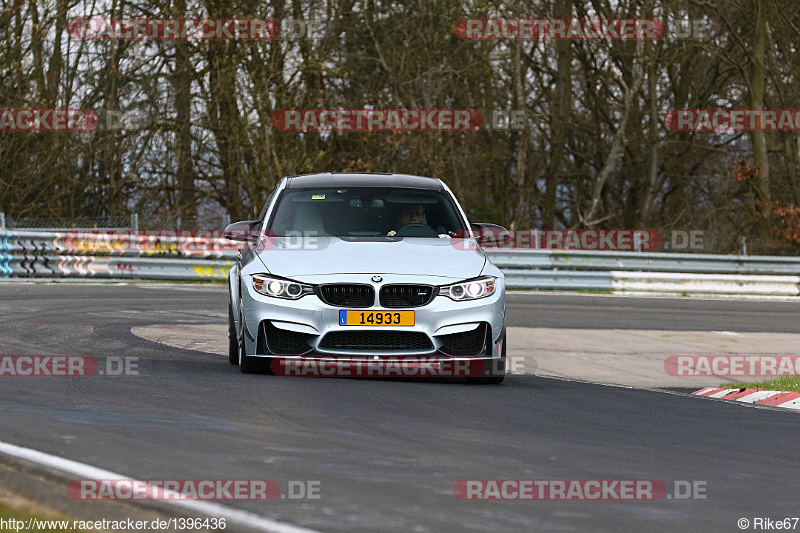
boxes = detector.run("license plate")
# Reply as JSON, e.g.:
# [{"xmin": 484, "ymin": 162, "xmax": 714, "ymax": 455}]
[{"xmin": 339, "ymin": 310, "xmax": 415, "ymax": 326}]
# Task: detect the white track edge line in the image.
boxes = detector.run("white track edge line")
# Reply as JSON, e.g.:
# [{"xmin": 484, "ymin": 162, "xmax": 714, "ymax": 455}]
[
  {"xmin": 521, "ymin": 375, "xmax": 799, "ymax": 413},
  {"xmin": 0, "ymin": 440, "xmax": 320, "ymax": 533}
]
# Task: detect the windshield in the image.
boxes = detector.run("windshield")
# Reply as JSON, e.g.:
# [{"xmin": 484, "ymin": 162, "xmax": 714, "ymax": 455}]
[{"xmin": 268, "ymin": 187, "xmax": 468, "ymax": 238}]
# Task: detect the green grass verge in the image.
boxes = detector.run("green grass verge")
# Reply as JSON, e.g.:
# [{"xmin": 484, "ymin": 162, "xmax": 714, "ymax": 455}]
[{"xmin": 720, "ymin": 375, "xmax": 800, "ymax": 392}]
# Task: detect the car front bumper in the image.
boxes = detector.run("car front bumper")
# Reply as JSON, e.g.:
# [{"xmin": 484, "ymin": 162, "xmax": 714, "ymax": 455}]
[{"xmin": 240, "ymin": 273, "xmax": 505, "ymax": 360}]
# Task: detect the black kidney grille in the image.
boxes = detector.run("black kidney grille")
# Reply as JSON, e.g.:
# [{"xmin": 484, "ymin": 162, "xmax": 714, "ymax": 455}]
[
  {"xmin": 437, "ymin": 323, "xmax": 489, "ymax": 356},
  {"xmin": 319, "ymin": 331, "xmax": 433, "ymax": 351},
  {"xmin": 317, "ymin": 284, "xmax": 374, "ymax": 307},
  {"xmin": 259, "ymin": 321, "xmax": 314, "ymax": 355},
  {"xmin": 379, "ymin": 285, "xmax": 435, "ymax": 307}
]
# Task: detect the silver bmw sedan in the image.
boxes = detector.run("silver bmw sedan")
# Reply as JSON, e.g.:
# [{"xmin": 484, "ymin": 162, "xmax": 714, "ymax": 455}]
[{"xmin": 225, "ymin": 173, "xmax": 506, "ymax": 383}]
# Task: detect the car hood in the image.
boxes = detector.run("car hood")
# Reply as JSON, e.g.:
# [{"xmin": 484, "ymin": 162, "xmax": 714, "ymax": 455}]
[{"xmin": 255, "ymin": 237, "xmax": 486, "ymax": 281}]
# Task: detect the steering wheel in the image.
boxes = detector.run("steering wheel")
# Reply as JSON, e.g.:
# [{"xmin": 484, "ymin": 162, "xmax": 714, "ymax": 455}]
[{"xmin": 394, "ymin": 223, "xmax": 439, "ymax": 237}]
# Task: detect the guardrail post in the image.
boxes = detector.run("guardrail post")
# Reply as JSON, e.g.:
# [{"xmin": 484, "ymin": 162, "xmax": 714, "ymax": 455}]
[
  {"xmin": 131, "ymin": 212, "xmax": 139, "ymax": 231},
  {"xmin": 739, "ymin": 236, "xmax": 747, "ymax": 256},
  {"xmin": 0, "ymin": 212, "xmax": 5, "ymax": 229}
]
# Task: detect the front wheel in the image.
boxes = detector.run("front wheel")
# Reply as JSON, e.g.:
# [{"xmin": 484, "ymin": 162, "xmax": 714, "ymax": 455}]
[
  {"xmin": 239, "ymin": 341, "xmax": 270, "ymax": 374},
  {"xmin": 228, "ymin": 303, "xmax": 239, "ymax": 365},
  {"xmin": 239, "ymin": 348, "xmax": 269, "ymax": 374},
  {"xmin": 238, "ymin": 312, "xmax": 270, "ymax": 374}
]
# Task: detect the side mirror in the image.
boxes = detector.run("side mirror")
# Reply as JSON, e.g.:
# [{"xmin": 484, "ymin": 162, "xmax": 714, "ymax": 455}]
[
  {"xmin": 472, "ymin": 223, "xmax": 512, "ymax": 247},
  {"xmin": 224, "ymin": 220, "xmax": 261, "ymax": 243}
]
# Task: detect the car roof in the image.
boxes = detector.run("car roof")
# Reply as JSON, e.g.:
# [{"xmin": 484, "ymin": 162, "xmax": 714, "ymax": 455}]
[{"xmin": 285, "ymin": 173, "xmax": 444, "ymax": 191}]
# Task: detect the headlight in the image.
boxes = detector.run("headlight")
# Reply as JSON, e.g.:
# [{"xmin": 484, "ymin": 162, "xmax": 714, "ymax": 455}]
[
  {"xmin": 252, "ymin": 275, "xmax": 314, "ymax": 300},
  {"xmin": 440, "ymin": 276, "xmax": 496, "ymax": 301}
]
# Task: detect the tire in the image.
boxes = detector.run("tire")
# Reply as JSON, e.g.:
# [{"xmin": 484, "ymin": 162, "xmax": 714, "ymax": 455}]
[
  {"xmin": 228, "ymin": 303, "xmax": 239, "ymax": 365},
  {"xmin": 239, "ymin": 341, "xmax": 269, "ymax": 374},
  {"xmin": 466, "ymin": 326, "xmax": 506, "ymax": 385}
]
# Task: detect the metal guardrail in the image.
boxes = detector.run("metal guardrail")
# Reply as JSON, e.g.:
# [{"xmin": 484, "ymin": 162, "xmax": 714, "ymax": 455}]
[
  {"xmin": 0, "ymin": 230, "xmax": 233, "ymax": 280},
  {"xmin": 487, "ymin": 249, "xmax": 800, "ymax": 275},
  {"xmin": 1, "ymin": 255, "xmax": 231, "ymax": 280},
  {"xmin": 1, "ymin": 230, "xmax": 798, "ymax": 296},
  {"xmin": 486, "ymin": 249, "xmax": 800, "ymax": 296},
  {"xmin": 609, "ymin": 272, "xmax": 800, "ymax": 297},
  {"xmin": 502, "ymin": 270, "xmax": 613, "ymax": 290}
]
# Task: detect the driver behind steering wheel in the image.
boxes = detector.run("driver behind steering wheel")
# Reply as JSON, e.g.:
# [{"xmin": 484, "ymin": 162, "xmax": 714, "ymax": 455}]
[{"xmin": 387, "ymin": 204, "xmax": 425, "ymax": 236}]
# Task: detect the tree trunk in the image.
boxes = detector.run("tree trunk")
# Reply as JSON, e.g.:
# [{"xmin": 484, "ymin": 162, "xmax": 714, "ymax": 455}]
[
  {"xmin": 173, "ymin": 0, "xmax": 195, "ymax": 218},
  {"xmin": 543, "ymin": 0, "xmax": 572, "ymax": 229},
  {"xmin": 583, "ymin": 43, "xmax": 645, "ymax": 227},
  {"xmin": 640, "ymin": 40, "xmax": 660, "ymax": 227},
  {"xmin": 749, "ymin": 0, "xmax": 770, "ymax": 234},
  {"xmin": 512, "ymin": 42, "xmax": 529, "ymax": 229},
  {"xmin": 204, "ymin": 0, "xmax": 244, "ymax": 219}
]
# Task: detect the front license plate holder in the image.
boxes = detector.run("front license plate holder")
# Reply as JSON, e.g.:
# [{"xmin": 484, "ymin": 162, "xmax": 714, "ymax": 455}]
[{"xmin": 339, "ymin": 310, "xmax": 415, "ymax": 326}]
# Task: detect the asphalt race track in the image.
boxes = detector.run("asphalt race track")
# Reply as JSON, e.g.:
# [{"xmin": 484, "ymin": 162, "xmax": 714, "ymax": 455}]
[
  {"xmin": 505, "ymin": 293, "xmax": 800, "ymax": 332},
  {"xmin": 1, "ymin": 283, "xmax": 799, "ymax": 532}
]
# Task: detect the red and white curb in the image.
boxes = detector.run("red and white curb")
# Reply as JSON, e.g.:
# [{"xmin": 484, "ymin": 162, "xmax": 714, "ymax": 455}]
[{"xmin": 693, "ymin": 388, "xmax": 800, "ymax": 410}]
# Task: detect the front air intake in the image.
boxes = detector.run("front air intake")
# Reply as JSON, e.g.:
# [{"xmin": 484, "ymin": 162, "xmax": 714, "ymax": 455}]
[{"xmin": 317, "ymin": 284, "xmax": 375, "ymax": 307}]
